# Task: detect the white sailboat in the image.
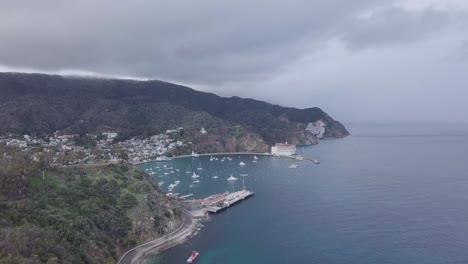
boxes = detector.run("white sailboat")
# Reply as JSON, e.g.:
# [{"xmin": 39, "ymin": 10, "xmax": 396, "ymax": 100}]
[
  {"xmin": 191, "ymin": 151, "xmax": 199, "ymax": 158},
  {"xmin": 192, "ymin": 172, "xmax": 200, "ymax": 178},
  {"xmin": 239, "ymin": 161, "xmax": 246, "ymax": 166},
  {"xmin": 227, "ymin": 175, "xmax": 238, "ymax": 181}
]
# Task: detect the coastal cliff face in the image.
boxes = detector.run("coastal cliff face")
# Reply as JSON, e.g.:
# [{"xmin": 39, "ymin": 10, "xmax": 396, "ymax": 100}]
[
  {"xmin": 273, "ymin": 113, "xmax": 349, "ymax": 147},
  {"xmin": 0, "ymin": 151, "xmax": 182, "ymax": 264}
]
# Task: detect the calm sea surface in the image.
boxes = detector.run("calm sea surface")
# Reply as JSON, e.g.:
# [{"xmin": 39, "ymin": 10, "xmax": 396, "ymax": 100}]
[{"xmin": 138, "ymin": 124, "xmax": 468, "ymax": 264}]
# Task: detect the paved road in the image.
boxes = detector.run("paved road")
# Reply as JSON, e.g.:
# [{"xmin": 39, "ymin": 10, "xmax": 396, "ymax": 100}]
[{"xmin": 118, "ymin": 210, "xmax": 194, "ymax": 264}]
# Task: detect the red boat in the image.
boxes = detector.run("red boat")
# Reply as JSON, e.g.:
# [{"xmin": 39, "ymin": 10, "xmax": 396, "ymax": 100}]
[{"xmin": 187, "ymin": 251, "xmax": 200, "ymax": 263}]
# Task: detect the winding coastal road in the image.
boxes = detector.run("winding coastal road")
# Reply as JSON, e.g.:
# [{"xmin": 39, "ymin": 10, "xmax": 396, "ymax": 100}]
[{"xmin": 118, "ymin": 210, "xmax": 194, "ymax": 264}]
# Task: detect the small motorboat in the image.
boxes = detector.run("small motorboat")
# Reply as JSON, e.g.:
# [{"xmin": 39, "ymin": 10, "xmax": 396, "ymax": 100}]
[
  {"xmin": 187, "ymin": 251, "xmax": 200, "ymax": 263},
  {"xmin": 289, "ymin": 164, "xmax": 300, "ymax": 169}
]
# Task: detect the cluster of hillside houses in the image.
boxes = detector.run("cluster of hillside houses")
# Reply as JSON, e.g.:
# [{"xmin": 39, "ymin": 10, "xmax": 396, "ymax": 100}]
[{"xmin": 0, "ymin": 128, "xmax": 191, "ymax": 166}]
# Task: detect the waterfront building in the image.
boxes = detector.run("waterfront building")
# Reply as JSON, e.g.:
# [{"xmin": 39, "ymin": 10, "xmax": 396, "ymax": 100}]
[{"xmin": 271, "ymin": 142, "xmax": 296, "ymax": 156}]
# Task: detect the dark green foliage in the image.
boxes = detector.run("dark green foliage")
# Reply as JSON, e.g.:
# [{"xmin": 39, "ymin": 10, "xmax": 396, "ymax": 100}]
[
  {"xmin": 120, "ymin": 193, "xmax": 138, "ymax": 209},
  {"xmin": 74, "ymin": 134, "xmax": 97, "ymax": 148},
  {"xmin": 0, "ymin": 159, "xmax": 161, "ymax": 263},
  {"xmin": 133, "ymin": 172, "xmax": 143, "ymax": 181},
  {"xmin": 0, "ymin": 72, "xmax": 348, "ymax": 141}
]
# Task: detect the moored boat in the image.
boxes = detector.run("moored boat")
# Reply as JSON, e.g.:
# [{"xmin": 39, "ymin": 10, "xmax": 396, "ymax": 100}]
[{"xmin": 227, "ymin": 175, "xmax": 238, "ymax": 181}]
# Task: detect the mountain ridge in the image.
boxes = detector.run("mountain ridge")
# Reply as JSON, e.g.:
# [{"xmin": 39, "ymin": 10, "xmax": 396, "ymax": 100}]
[{"xmin": 0, "ymin": 72, "xmax": 349, "ymax": 152}]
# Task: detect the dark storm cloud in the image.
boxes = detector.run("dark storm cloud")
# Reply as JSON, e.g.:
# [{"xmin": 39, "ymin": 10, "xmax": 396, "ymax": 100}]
[
  {"xmin": 1, "ymin": 0, "xmax": 467, "ymax": 123},
  {"xmin": 0, "ymin": 0, "xmax": 449, "ymax": 84}
]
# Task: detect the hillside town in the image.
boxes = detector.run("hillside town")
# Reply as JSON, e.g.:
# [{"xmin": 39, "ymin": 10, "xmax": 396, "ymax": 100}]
[{"xmin": 0, "ymin": 127, "xmax": 196, "ymax": 166}]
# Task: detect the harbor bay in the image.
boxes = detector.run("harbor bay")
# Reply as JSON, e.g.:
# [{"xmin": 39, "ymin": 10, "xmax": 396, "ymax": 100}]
[{"xmin": 141, "ymin": 124, "xmax": 468, "ymax": 264}]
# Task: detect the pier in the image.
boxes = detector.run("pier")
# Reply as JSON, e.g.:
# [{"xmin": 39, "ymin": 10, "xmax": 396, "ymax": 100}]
[
  {"xmin": 180, "ymin": 189, "xmax": 254, "ymax": 215},
  {"xmin": 206, "ymin": 190, "xmax": 254, "ymax": 213}
]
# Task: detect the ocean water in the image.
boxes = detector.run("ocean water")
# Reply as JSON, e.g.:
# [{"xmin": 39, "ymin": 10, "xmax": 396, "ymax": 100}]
[{"xmin": 138, "ymin": 124, "xmax": 468, "ymax": 264}]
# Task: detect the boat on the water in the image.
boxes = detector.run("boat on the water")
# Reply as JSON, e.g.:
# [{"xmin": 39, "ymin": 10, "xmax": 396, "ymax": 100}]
[
  {"xmin": 253, "ymin": 155, "xmax": 258, "ymax": 160},
  {"xmin": 192, "ymin": 172, "xmax": 200, "ymax": 178},
  {"xmin": 187, "ymin": 251, "xmax": 199, "ymax": 263},
  {"xmin": 289, "ymin": 164, "xmax": 300, "ymax": 169},
  {"xmin": 239, "ymin": 162, "xmax": 246, "ymax": 166},
  {"xmin": 212, "ymin": 176, "xmax": 219, "ymax": 179},
  {"xmin": 191, "ymin": 151, "xmax": 200, "ymax": 158},
  {"xmin": 227, "ymin": 175, "xmax": 238, "ymax": 181}
]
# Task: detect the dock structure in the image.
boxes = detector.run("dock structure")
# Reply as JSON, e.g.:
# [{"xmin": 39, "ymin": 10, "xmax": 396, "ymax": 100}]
[{"xmin": 206, "ymin": 190, "xmax": 254, "ymax": 214}]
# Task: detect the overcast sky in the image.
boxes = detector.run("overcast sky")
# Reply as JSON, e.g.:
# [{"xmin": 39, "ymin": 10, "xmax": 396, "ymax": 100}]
[{"xmin": 1, "ymin": 0, "xmax": 467, "ymax": 123}]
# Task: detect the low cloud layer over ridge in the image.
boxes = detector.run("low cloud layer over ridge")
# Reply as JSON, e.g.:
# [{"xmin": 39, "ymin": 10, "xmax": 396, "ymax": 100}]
[{"xmin": 1, "ymin": 0, "xmax": 467, "ymax": 123}]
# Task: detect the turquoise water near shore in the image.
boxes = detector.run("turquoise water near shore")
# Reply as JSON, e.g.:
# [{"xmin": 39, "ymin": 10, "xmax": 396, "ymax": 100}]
[{"xmin": 139, "ymin": 124, "xmax": 468, "ymax": 264}]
